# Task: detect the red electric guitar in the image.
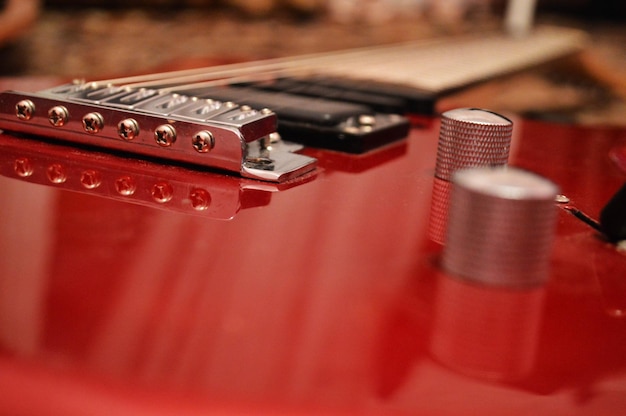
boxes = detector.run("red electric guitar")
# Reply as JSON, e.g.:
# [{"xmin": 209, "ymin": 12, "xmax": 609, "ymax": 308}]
[{"xmin": 0, "ymin": 28, "xmax": 625, "ymax": 415}]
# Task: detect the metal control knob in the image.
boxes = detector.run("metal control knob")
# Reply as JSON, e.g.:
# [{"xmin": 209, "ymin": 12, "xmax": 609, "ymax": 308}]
[
  {"xmin": 443, "ymin": 166, "xmax": 558, "ymax": 287},
  {"xmin": 429, "ymin": 108, "xmax": 513, "ymax": 244},
  {"xmin": 431, "ymin": 167, "xmax": 558, "ymax": 381}
]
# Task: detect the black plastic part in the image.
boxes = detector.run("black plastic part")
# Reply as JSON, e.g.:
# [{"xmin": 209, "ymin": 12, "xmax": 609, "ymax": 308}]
[
  {"xmin": 243, "ymin": 78, "xmax": 409, "ymax": 114},
  {"xmin": 600, "ymin": 182, "xmax": 626, "ymax": 243},
  {"xmin": 277, "ymin": 117, "xmax": 411, "ymax": 154},
  {"xmin": 239, "ymin": 76, "xmax": 437, "ymax": 115},
  {"xmin": 294, "ymin": 76, "xmax": 436, "ymax": 115}
]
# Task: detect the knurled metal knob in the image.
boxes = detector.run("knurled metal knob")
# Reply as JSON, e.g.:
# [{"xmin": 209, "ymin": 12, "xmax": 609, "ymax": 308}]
[
  {"xmin": 442, "ymin": 166, "xmax": 558, "ymax": 287},
  {"xmin": 429, "ymin": 108, "xmax": 513, "ymax": 243},
  {"xmin": 430, "ymin": 167, "xmax": 558, "ymax": 381}
]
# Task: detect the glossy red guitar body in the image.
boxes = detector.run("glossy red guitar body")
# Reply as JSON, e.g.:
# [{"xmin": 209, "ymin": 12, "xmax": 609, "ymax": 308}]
[{"xmin": 0, "ymin": 78, "xmax": 625, "ymax": 415}]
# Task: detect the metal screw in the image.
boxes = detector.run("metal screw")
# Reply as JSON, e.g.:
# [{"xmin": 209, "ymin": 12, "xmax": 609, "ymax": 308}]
[
  {"xmin": 358, "ymin": 114, "xmax": 376, "ymax": 126},
  {"xmin": 48, "ymin": 106, "xmax": 69, "ymax": 127},
  {"xmin": 80, "ymin": 170, "xmax": 102, "ymax": 189},
  {"xmin": 14, "ymin": 158, "xmax": 33, "ymax": 177},
  {"xmin": 47, "ymin": 164, "xmax": 67, "ymax": 184},
  {"xmin": 245, "ymin": 156, "xmax": 275, "ymax": 171},
  {"xmin": 15, "ymin": 100, "xmax": 35, "ymax": 120},
  {"xmin": 115, "ymin": 176, "xmax": 136, "ymax": 196},
  {"xmin": 151, "ymin": 181, "xmax": 173, "ymax": 203},
  {"xmin": 268, "ymin": 132, "xmax": 281, "ymax": 144},
  {"xmin": 154, "ymin": 124, "xmax": 177, "ymax": 147},
  {"xmin": 192, "ymin": 130, "xmax": 215, "ymax": 153},
  {"xmin": 260, "ymin": 136, "xmax": 271, "ymax": 151},
  {"xmin": 118, "ymin": 118, "xmax": 140, "ymax": 140},
  {"xmin": 189, "ymin": 188, "xmax": 211, "ymax": 211},
  {"xmin": 82, "ymin": 112, "xmax": 104, "ymax": 134}
]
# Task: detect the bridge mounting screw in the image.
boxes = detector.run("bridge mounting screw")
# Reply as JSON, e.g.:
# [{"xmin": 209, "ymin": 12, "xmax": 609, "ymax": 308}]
[
  {"xmin": 48, "ymin": 106, "xmax": 69, "ymax": 127},
  {"xmin": 16, "ymin": 100, "xmax": 35, "ymax": 120},
  {"xmin": 191, "ymin": 130, "xmax": 215, "ymax": 153},
  {"xmin": 82, "ymin": 112, "xmax": 104, "ymax": 134},
  {"xmin": 118, "ymin": 118, "xmax": 140, "ymax": 140},
  {"xmin": 154, "ymin": 124, "xmax": 177, "ymax": 147}
]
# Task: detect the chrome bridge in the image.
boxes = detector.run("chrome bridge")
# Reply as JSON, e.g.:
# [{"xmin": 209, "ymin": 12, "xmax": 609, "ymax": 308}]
[{"xmin": 0, "ymin": 82, "xmax": 317, "ymax": 182}]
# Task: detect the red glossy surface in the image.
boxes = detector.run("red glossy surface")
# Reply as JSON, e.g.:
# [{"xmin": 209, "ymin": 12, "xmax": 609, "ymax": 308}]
[{"xmin": 1, "ymin": 111, "xmax": 626, "ymax": 415}]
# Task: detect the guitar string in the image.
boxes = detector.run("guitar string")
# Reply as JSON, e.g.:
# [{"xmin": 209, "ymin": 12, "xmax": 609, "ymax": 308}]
[
  {"xmin": 116, "ymin": 67, "xmax": 311, "ymax": 92},
  {"xmin": 86, "ymin": 28, "xmax": 583, "ymax": 98},
  {"xmin": 153, "ymin": 68, "xmax": 315, "ymax": 94},
  {"xmin": 91, "ymin": 37, "xmax": 451, "ymax": 92}
]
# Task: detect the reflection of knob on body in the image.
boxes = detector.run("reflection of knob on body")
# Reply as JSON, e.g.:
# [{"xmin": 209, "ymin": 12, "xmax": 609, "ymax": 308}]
[
  {"xmin": 430, "ymin": 167, "xmax": 558, "ymax": 381},
  {"xmin": 429, "ymin": 108, "xmax": 513, "ymax": 244}
]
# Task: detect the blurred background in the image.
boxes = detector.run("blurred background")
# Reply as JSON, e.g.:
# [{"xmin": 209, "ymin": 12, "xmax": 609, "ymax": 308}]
[{"xmin": 0, "ymin": 0, "xmax": 624, "ymax": 124}]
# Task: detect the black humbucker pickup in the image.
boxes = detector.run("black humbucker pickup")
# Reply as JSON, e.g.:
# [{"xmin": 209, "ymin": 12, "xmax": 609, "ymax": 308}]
[{"xmin": 236, "ymin": 76, "xmax": 436, "ymax": 115}]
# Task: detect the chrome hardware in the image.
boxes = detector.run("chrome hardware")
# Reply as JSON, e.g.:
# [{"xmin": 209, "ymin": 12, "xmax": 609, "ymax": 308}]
[
  {"xmin": 82, "ymin": 112, "xmax": 104, "ymax": 134},
  {"xmin": 0, "ymin": 88, "xmax": 317, "ymax": 182},
  {"xmin": 358, "ymin": 114, "xmax": 376, "ymax": 126},
  {"xmin": 245, "ymin": 156, "xmax": 275, "ymax": 171},
  {"xmin": 241, "ymin": 138, "xmax": 315, "ymax": 182},
  {"xmin": 134, "ymin": 93, "xmax": 192, "ymax": 115},
  {"xmin": 429, "ymin": 108, "xmax": 513, "ymax": 244},
  {"xmin": 434, "ymin": 108, "xmax": 512, "ymax": 182},
  {"xmin": 209, "ymin": 106, "xmax": 269, "ymax": 127},
  {"xmin": 85, "ymin": 86, "xmax": 126, "ymax": 102},
  {"xmin": 103, "ymin": 88, "xmax": 158, "ymax": 109},
  {"xmin": 192, "ymin": 130, "xmax": 215, "ymax": 153},
  {"xmin": 48, "ymin": 106, "xmax": 69, "ymax": 127},
  {"xmin": 443, "ymin": 166, "xmax": 558, "ymax": 287},
  {"xmin": 154, "ymin": 124, "xmax": 177, "ymax": 147},
  {"xmin": 15, "ymin": 100, "xmax": 35, "ymax": 120},
  {"xmin": 170, "ymin": 99, "xmax": 232, "ymax": 121},
  {"xmin": 117, "ymin": 118, "xmax": 140, "ymax": 140}
]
